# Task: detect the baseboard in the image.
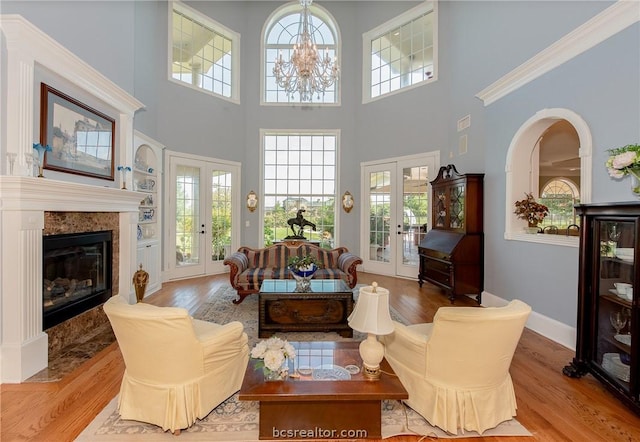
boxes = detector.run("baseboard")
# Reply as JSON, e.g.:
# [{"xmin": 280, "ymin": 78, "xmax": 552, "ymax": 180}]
[{"xmin": 481, "ymin": 291, "xmax": 576, "ymax": 351}]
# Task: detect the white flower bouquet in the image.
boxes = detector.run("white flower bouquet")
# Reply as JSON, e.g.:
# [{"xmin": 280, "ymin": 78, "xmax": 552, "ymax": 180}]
[
  {"xmin": 606, "ymin": 144, "xmax": 640, "ymax": 179},
  {"xmin": 250, "ymin": 336, "xmax": 296, "ymax": 378}
]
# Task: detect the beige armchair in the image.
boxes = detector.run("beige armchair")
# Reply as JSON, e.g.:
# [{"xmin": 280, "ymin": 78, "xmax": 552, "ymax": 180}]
[
  {"xmin": 103, "ymin": 295, "xmax": 249, "ymax": 434},
  {"xmin": 381, "ymin": 300, "xmax": 531, "ymax": 435}
]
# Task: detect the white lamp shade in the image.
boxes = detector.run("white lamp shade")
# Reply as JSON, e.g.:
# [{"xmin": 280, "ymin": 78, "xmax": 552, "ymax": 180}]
[{"xmin": 348, "ymin": 283, "xmax": 394, "ymax": 335}]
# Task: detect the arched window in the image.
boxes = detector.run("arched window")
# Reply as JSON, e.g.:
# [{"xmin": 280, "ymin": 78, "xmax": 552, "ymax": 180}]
[
  {"xmin": 540, "ymin": 178, "xmax": 580, "ymax": 232},
  {"xmin": 262, "ymin": 1, "xmax": 340, "ymax": 104}
]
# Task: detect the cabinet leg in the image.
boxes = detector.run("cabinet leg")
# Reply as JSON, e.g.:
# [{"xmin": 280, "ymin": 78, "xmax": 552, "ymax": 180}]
[{"xmin": 562, "ymin": 359, "xmax": 589, "ymax": 378}]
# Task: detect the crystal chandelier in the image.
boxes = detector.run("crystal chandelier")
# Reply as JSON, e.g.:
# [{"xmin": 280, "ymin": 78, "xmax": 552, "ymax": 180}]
[{"xmin": 273, "ymin": 0, "xmax": 339, "ymax": 102}]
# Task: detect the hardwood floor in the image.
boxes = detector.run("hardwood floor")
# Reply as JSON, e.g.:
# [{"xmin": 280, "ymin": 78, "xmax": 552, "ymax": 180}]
[{"xmin": 2, "ymin": 272, "xmax": 639, "ymax": 441}]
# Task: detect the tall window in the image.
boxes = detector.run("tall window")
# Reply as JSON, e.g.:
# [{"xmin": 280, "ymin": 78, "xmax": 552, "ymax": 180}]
[
  {"xmin": 262, "ymin": 131, "xmax": 337, "ymax": 246},
  {"xmin": 263, "ymin": 2, "xmax": 340, "ymax": 104},
  {"xmin": 170, "ymin": 1, "xmax": 240, "ymax": 103},
  {"xmin": 362, "ymin": 1, "xmax": 436, "ymax": 103}
]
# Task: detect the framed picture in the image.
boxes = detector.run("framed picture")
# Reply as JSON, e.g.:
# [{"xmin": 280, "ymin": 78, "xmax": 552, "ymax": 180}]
[{"xmin": 40, "ymin": 83, "xmax": 116, "ymax": 180}]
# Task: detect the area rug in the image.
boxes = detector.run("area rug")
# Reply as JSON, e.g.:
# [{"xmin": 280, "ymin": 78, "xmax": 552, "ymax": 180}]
[
  {"xmin": 76, "ymin": 285, "xmax": 531, "ymax": 441},
  {"xmin": 77, "ymin": 393, "xmax": 531, "ymax": 441}
]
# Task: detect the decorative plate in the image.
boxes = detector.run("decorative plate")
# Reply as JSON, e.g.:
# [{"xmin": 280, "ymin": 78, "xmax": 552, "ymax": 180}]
[
  {"xmin": 312, "ymin": 365, "xmax": 351, "ymax": 380},
  {"xmin": 614, "ymin": 334, "xmax": 631, "ymax": 346}
]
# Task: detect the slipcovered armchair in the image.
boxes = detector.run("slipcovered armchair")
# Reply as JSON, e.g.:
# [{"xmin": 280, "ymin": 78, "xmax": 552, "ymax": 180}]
[
  {"xmin": 103, "ymin": 295, "xmax": 249, "ymax": 434},
  {"xmin": 381, "ymin": 300, "xmax": 531, "ymax": 435}
]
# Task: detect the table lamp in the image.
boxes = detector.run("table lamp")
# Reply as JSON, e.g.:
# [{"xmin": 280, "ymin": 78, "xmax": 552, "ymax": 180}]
[{"xmin": 347, "ymin": 282, "xmax": 394, "ymax": 380}]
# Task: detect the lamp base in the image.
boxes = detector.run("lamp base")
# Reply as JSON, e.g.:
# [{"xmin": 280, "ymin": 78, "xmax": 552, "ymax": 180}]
[
  {"xmin": 362, "ymin": 363, "xmax": 381, "ymax": 380},
  {"xmin": 359, "ymin": 334, "xmax": 385, "ymax": 381}
]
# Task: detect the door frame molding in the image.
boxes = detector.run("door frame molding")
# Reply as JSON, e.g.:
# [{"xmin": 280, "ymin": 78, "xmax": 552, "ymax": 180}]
[
  {"xmin": 359, "ymin": 151, "xmax": 440, "ymax": 277},
  {"xmin": 164, "ymin": 149, "xmax": 242, "ymax": 281}
]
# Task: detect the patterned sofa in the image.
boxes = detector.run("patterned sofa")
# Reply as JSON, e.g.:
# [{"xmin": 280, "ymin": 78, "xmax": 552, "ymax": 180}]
[{"xmin": 223, "ymin": 241, "xmax": 362, "ymax": 304}]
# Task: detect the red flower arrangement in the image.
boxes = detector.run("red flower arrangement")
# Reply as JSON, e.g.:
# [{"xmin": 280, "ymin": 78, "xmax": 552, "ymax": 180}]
[{"xmin": 514, "ymin": 193, "xmax": 549, "ymax": 226}]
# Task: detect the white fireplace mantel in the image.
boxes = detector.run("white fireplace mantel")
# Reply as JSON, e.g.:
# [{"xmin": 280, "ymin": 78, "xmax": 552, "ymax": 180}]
[
  {"xmin": 1, "ymin": 14, "xmax": 146, "ymax": 383},
  {"xmin": 0, "ymin": 177, "xmax": 141, "ymax": 383}
]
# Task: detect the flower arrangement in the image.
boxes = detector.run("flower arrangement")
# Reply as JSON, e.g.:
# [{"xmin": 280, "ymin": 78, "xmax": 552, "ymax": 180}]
[
  {"xmin": 606, "ymin": 144, "xmax": 640, "ymax": 178},
  {"xmin": 288, "ymin": 255, "xmax": 321, "ymax": 274},
  {"xmin": 514, "ymin": 193, "xmax": 549, "ymax": 226},
  {"xmin": 250, "ymin": 336, "xmax": 296, "ymax": 379}
]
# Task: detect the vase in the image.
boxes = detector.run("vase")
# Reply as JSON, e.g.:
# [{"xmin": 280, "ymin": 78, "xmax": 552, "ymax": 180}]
[
  {"xmin": 630, "ymin": 169, "xmax": 640, "ymax": 198},
  {"xmin": 132, "ymin": 264, "xmax": 149, "ymax": 303},
  {"xmin": 526, "ymin": 222, "xmax": 540, "ymax": 234},
  {"xmin": 290, "ymin": 264, "xmax": 317, "ymax": 292},
  {"xmin": 263, "ymin": 361, "xmax": 288, "ymax": 381}
]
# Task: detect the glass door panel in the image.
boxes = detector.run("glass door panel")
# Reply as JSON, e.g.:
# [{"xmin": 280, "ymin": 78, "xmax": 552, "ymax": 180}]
[
  {"xmin": 208, "ymin": 169, "xmax": 233, "ymax": 272},
  {"xmin": 369, "ymin": 170, "xmax": 392, "ymax": 265},
  {"xmin": 595, "ymin": 219, "xmax": 634, "ymax": 393},
  {"xmin": 174, "ymin": 163, "xmax": 204, "ymax": 277},
  {"xmin": 400, "ymin": 166, "xmax": 429, "ymax": 267}
]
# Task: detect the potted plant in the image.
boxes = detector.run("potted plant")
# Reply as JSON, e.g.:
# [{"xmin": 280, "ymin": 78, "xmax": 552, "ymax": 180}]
[
  {"xmin": 288, "ymin": 254, "xmax": 321, "ymax": 277},
  {"xmin": 514, "ymin": 193, "xmax": 549, "ymax": 232}
]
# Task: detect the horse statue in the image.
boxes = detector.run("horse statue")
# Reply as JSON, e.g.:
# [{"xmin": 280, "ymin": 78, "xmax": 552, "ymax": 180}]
[{"xmin": 286, "ymin": 209, "xmax": 317, "ymax": 239}]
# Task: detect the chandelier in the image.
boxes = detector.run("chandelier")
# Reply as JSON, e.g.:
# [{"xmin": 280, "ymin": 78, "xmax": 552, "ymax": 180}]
[{"xmin": 273, "ymin": 0, "xmax": 339, "ymax": 102}]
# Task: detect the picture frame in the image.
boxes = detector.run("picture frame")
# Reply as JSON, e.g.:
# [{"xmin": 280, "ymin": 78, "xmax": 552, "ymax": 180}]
[{"xmin": 40, "ymin": 83, "xmax": 116, "ymax": 180}]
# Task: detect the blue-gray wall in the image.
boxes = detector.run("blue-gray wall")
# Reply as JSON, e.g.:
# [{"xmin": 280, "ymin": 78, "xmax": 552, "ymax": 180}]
[{"xmin": 2, "ymin": 1, "xmax": 639, "ymax": 330}]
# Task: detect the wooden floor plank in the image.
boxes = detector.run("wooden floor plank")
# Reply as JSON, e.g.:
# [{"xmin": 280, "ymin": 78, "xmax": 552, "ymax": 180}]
[{"xmin": 2, "ymin": 272, "xmax": 639, "ymax": 441}]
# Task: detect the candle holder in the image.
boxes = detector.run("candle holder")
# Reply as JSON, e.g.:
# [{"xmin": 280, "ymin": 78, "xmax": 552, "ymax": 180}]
[
  {"xmin": 6, "ymin": 152, "xmax": 17, "ymax": 175},
  {"xmin": 24, "ymin": 152, "xmax": 35, "ymax": 177}
]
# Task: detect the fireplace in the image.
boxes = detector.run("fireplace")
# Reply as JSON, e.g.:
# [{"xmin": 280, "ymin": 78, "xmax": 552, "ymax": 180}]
[{"xmin": 43, "ymin": 231, "xmax": 113, "ymax": 330}]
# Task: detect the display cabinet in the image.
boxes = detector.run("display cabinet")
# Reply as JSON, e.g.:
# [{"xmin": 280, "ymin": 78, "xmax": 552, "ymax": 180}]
[
  {"xmin": 563, "ymin": 202, "xmax": 639, "ymax": 415},
  {"xmin": 418, "ymin": 164, "xmax": 484, "ymax": 303},
  {"xmin": 132, "ymin": 131, "xmax": 164, "ymax": 297}
]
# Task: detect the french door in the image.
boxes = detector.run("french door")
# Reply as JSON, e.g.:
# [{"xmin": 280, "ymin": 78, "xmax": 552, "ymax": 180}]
[
  {"xmin": 165, "ymin": 151, "xmax": 240, "ymax": 281},
  {"xmin": 361, "ymin": 153, "xmax": 439, "ymax": 279}
]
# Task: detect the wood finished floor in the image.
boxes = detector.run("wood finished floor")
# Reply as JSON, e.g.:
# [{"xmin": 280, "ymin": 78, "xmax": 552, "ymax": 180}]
[{"xmin": 2, "ymin": 272, "xmax": 639, "ymax": 441}]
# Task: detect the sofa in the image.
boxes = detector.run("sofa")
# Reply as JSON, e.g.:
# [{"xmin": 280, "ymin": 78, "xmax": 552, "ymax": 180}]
[{"xmin": 223, "ymin": 241, "xmax": 362, "ymax": 304}]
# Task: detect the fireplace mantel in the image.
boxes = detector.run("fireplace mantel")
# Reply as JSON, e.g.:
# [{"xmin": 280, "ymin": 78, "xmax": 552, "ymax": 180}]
[{"xmin": 0, "ymin": 176, "xmax": 141, "ymax": 382}]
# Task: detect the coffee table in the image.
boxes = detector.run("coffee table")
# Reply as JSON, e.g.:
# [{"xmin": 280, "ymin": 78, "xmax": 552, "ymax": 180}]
[
  {"xmin": 258, "ymin": 279, "xmax": 354, "ymax": 338},
  {"xmin": 238, "ymin": 341, "xmax": 408, "ymax": 440}
]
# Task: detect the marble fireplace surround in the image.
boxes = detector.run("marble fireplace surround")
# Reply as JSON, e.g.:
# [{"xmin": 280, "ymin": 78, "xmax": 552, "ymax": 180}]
[{"xmin": 0, "ymin": 177, "xmax": 141, "ymax": 382}]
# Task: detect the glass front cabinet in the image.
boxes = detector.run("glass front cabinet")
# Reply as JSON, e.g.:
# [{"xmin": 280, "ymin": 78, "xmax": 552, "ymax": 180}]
[{"xmin": 564, "ymin": 202, "xmax": 639, "ymax": 414}]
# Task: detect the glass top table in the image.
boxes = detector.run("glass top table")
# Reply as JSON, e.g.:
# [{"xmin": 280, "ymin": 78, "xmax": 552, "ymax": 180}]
[
  {"xmin": 259, "ymin": 279, "xmax": 350, "ymax": 294},
  {"xmin": 258, "ymin": 279, "xmax": 354, "ymax": 338},
  {"xmin": 238, "ymin": 341, "xmax": 408, "ymax": 440}
]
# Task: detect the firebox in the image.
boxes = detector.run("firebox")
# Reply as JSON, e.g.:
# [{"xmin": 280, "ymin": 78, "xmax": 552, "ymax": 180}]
[{"xmin": 43, "ymin": 230, "xmax": 112, "ymax": 330}]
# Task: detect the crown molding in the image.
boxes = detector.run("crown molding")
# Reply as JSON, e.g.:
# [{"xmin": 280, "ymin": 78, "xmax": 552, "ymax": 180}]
[
  {"xmin": 476, "ymin": 1, "xmax": 640, "ymax": 107},
  {"xmin": 0, "ymin": 14, "xmax": 144, "ymax": 114}
]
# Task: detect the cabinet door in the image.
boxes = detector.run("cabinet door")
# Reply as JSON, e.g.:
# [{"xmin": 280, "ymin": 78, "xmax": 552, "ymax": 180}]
[
  {"xmin": 136, "ymin": 242, "xmax": 161, "ymax": 297},
  {"xmin": 593, "ymin": 218, "xmax": 635, "ymax": 395}
]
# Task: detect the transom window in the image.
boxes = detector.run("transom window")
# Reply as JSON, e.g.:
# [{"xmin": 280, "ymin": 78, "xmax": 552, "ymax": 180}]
[
  {"xmin": 262, "ymin": 131, "xmax": 338, "ymax": 246},
  {"xmin": 263, "ymin": 2, "xmax": 340, "ymax": 104},
  {"xmin": 170, "ymin": 1, "xmax": 240, "ymax": 103},
  {"xmin": 363, "ymin": 1, "xmax": 436, "ymax": 103}
]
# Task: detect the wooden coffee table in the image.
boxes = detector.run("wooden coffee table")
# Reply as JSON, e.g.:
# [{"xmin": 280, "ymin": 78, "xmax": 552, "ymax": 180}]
[
  {"xmin": 238, "ymin": 341, "xmax": 408, "ymax": 440},
  {"xmin": 258, "ymin": 279, "xmax": 354, "ymax": 338}
]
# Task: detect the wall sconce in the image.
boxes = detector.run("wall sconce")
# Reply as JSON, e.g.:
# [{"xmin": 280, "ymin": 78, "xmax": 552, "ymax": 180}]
[
  {"xmin": 247, "ymin": 190, "xmax": 258, "ymax": 212},
  {"xmin": 342, "ymin": 191, "xmax": 354, "ymax": 213}
]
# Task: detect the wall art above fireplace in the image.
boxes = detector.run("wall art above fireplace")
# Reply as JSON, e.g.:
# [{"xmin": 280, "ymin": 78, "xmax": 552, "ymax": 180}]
[{"xmin": 40, "ymin": 83, "xmax": 116, "ymax": 180}]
